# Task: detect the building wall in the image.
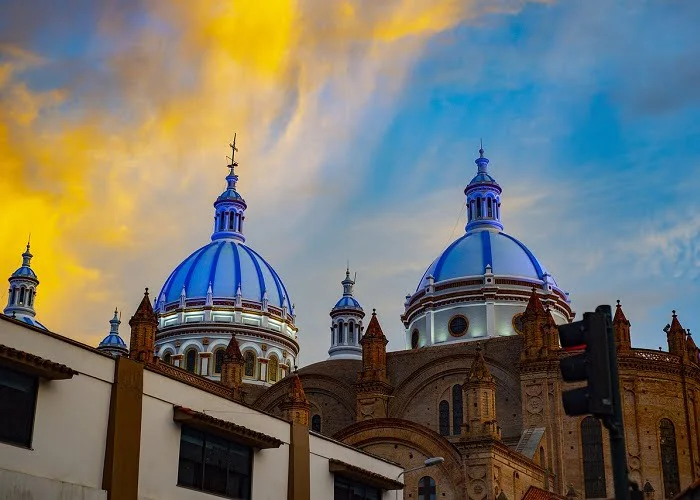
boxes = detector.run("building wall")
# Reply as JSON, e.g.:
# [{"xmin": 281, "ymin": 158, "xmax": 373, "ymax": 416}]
[{"xmin": 0, "ymin": 319, "xmax": 113, "ymax": 494}]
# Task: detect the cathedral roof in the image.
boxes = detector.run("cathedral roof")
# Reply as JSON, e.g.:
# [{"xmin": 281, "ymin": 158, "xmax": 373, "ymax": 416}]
[
  {"xmin": 669, "ymin": 310, "xmax": 685, "ymax": 336},
  {"xmin": 363, "ymin": 310, "xmax": 385, "ymax": 339},
  {"xmin": 224, "ymin": 334, "xmax": 244, "ymax": 362},
  {"xmin": 613, "ymin": 300, "xmax": 629, "ymax": 324},
  {"xmin": 130, "ymin": 288, "xmax": 158, "ymax": 325}
]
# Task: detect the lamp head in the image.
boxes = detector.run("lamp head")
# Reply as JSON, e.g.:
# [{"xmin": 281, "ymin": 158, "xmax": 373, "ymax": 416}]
[{"xmin": 424, "ymin": 457, "xmax": 445, "ymax": 467}]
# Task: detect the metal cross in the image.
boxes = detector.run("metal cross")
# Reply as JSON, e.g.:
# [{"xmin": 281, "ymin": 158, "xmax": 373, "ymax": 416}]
[{"xmin": 229, "ymin": 133, "xmax": 238, "ymax": 164}]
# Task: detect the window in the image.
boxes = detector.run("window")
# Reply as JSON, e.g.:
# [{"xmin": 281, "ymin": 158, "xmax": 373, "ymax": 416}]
[
  {"xmin": 268, "ymin": 356, "xmax": 279, "ymax": 383},
  {"xmin": 163, "ymin": 351, "xmax": 172, "ymax": 364},
  {"xmin": 337, "ymin": 321, "xmax": 344, "ymax": 344},
  {"xmin": 214, "ymin": 349, "xmax": 225, "ymax": 374},
  {"xmin": 10, "ymin": 287, "xmax": 16, "ymax": 305},
  {"xmin": 311, "ymin": 414, "xmax": 321, "ymax": 433},
  {"xmin": 452, "ymin": 384, "xmax": 463, "ymax": 436},
  {"xmin": 581, "ymin": 416, "xmax": 606, "ymax": 498},
  {"xmin": 228, "ymin": 212, "xmax": 235, "ymax": 230},
  {"xmin": 244, "ymin": 351, "xmax": 256, "ymax": 378},
  {"xmin": 660, "ymin": 418, "xmax": 680, "ymax": 498},
  {"xmin": 185, "ymin": 349, "xmax": 197, "ymax": 373},
  {"xmin": 218, "ymin": 214, "xmax": 225, "ymax": 231},
  {"xmin": 28, "ymin": 290, "xmax": 33, "ymax": 307},
  {"xmin": 0, "ymin": 366, "xmax": 38, "ymax": 447},
  {"xmin": 334, "ymin": 476, "xmax": 380, "ymax": 500},
  {"xmin": 448, "ymin": 315, "xmax": 469, "ymax": 337},
  {"xmin": 487, "ymin": 198, "xmax": 493, "ymax": 217},
  {"xmin": 418, "ymin": 476, "xmax": 436, "ymax": 500},
  {"xmin": 19, "ymin": 286, "xmax": 25, "ymax": 305},
  {"xmin": 476, "ymin": 197, "xmax": 482, "ymax": 218},
  {"xmin": 411, "ymin": 330, "xmax": 419, "ymax": 349},
  {"xmin": 348, "ymin": 322, "xmax": 355, "ymax": 344},
  {"xmin": 439, "ymin": 400, "xmax": 450, "ymax": 436},
  {"xmin": 178, "ymin": 425, "xmax": 252, "ymax": 499}
]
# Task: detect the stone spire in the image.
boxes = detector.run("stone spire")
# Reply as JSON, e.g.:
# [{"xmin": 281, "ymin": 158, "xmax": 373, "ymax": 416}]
[
  {"xmin": 4, "ymin": 241, "xmax": 44, "ymax": 328},
  {"xmin": 667, "ymin": 310, "xmax": 688, "ymax": 360},
  {"xmin": 355, "ymin": 310, "xmax": 392, "ymax": 421},
  {"xmin": 328, "ymin": 266, "xmax": 365, "ymax": 360},
  {"xmin": 97, "ymin": 308, "xmax": 128, "ymax": 357},
  {"xmin": 280, "ymin": 372, "xmax": 310, "ymax": 426},
  {"xmin": 129, "ymin": 288, "xmax": 158, "ymax": 363},
  {"xmin": 220, "ymin": 333, "xmax": 246, "ymax": 402},
  {"xmin": 520, "ymin": 288, "xmax": 549, "ymax": 362},
  {"xmin": 613, "ymin": 300, "xmax": 632, "ymax": 352},
  {"xmin": 686, "ymin": 330, "xmax": 699, "ymax": 367},
  {"xmin": 463, "ymin": 346, "xmax": 500, "ymax": 440},
  {"xmin": 464, "ymin": 143, "xmax": 504, "ymax": 233},
  {"xmin": 212, "ymin": 134, "xmax": 248, "ymax": 242}
]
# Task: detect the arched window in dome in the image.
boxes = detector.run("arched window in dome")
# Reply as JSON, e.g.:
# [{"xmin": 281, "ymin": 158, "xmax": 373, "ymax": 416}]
[
  {"xmin": 311, "ymin": 414, "xmax": 321, "ymax": 433},
  {"xmin": 581, "ymin": 416, "xmax": 606, "ymax": 499},
  {"xmin": 19, "ymin": 286, "xmax": 25, "ymax": 305},
  {"xmin": 348, "ymin": 321, "xmax": 355, "ymax": 344},
  {"xmin": 411, "ymin": 330, "xmax": 419, "ymax": 349},
  {"xmin": 10, "ymin": 287, "xmax": 16, "ymax": 305},
  {"xmin": 476, "ymin": 197, "xmax": 482, "ymax": 218},
  {"xmin": 163, "ymin": 351, "xmax": 172, "ymax": 364},
  {"xmin": 268, "ymin": 355, "xmax": 279, "ymax": 383},
  {"xmin": 243, "ymin": 351, "xmax": 256, "ymax": 378},
  {"xmin": 28, "ymin": 289, "xmax": 34, "ymax": 307},
  {"xmin": 439, "ymin": 400, "xmax": 449, "ymax": 436},
  {"xmin": 214, "ymin": 348, "xmax": 225, "ymax": 374},
  {"xmin": 337, "ymin": 321, "xmax": 344, "ymax": 344},
  {"xmin": 418, "ymin": 476, "xmax": 436, "ymax": 500},
  {"xmin": 218, "ymin": 214, "xmax": 224, "ymax": 231},
  {"xmin": 185, "ymin": 348, "xmax": 197, "ymax": 373},
  {"xmin": 660, "ymin": 418, "xmax": 680, "ymax": 498},
  {"xmin": 452, "ymin": 384, "xmax": 463, "ymax": 435}
]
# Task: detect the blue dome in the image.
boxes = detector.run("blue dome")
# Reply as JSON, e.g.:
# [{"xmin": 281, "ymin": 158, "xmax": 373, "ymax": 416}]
[
  {"xmin": 12, "ymin": 266, "xmax": 37, "ymax": 280},
  {"xmin": 334, "ymin": 296, "xmax": 362, "ymax": 309},
  {"xmin": 417, "ymin": 229, "xmax": 553, "ymax": 290},
  {"xmin": 158, "ymin": 239, "xmax": 293, "ymax": 311},
  {"xmin": 99, "ymin": 334, "xmax": 127, "ymax": 348}
]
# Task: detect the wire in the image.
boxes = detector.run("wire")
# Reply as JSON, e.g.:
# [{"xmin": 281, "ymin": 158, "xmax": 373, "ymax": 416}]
[{"xmin": 445, "ymin": 200, "xmax": 465, "ymax": 248}]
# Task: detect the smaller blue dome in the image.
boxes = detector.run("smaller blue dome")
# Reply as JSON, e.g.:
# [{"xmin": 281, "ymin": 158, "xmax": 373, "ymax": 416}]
[
  {"xmin": 334, "ymin": 296, "xmax": 362, "ymax": 309},
  {"xmin": 469, "ymin": 172, "xmax": 497, "ymax": 185},
  {"xmin": 99, "ymin": 334, "xmax": 127, "ymax": 348},
  {"xmin": 217, "ymin": 188, "xmax": 245, "ymax": 203},
  {"xmin": 12, "ymin": 266, "xmax": 37, "ymax": 279}
]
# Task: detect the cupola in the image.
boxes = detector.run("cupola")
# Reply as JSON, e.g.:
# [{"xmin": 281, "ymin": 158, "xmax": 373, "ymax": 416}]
[
  {"xmin": 328, "ymin": 267, "xmax": 365, "ymax": 360},
  {"xmin": 4, "ymin": 241, "xmax": 47, "ymax": 330},
  {"xmin": 97, "ymin": 308, "xmax": 128, "ymax": 356}
]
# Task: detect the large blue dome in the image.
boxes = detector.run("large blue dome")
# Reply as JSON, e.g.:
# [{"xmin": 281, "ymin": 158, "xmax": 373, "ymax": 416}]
[
  {"xmin": 417, "ymin": 229, "xmax": 552, "ymax": 291},
  {"xmin": 158, "ymin": 239, "xmax": 293, "ymax": 311}
]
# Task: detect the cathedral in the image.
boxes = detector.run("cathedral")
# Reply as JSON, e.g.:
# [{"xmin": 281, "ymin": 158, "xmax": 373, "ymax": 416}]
[{"xmin": 5, "ymin": 141, "xmax": 700, "ymax": 500}]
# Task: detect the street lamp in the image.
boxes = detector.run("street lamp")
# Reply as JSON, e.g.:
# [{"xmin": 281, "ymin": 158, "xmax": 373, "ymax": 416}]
[{"xmin": 395, "ymin": 457, "xmax": 444, "ymax": 500}]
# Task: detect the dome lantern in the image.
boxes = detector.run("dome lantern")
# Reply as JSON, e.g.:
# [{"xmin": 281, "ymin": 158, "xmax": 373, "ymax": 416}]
[
  {"xmin": 465, "ymin": 143, "xmax": 504, "ymax": 233},
  {"xmin": 328, "ymin": 267, "xmax": 365, "ymax": 360},
  {"xmin": 212, "ymin": 133, "xmax": 248, "ymax": 242},
  {"xmin": 97, "ymin": 308, "xmax": 128, "ymax": 357},
  {"xmin": 4, "ymin": 240, "xmax": 47, "ymax": 330}
]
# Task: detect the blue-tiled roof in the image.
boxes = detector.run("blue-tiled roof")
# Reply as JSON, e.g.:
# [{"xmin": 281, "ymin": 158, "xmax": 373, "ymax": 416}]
[
  {"xmin": 12, "ymin": 266, "xmax": 37, "ymax": 280},
  {"xmin": 99, "ymin": 334, "xmax": 127, "ymax": 348},
  {"xmin": 417, "ymin": 229, "xmax": 553, "ymax": 290},
  {"xmin": 157, "ymin": 239, "xmax": 293, "ymax": 311},
  {"xmin": 333, "ymin": 296, "xmax": 362, "ymax": 309},
  {"xmin": 18, "ymin": 315, "xmax": 47, "ymax": 330}
]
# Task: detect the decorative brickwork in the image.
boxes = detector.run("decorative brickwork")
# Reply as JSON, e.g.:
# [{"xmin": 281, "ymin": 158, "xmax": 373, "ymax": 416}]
[
  {"xmin": 356, "ymin": 311, "xmax": 392, "ymax": 420},
  {"xmin": 129, "ymin": 288, "xmax": 158, "ymax": 363},
  {"xmin": 220, "ymin": 333, "xmax": 246, "ymax": 402},
  {"xmin": 614, "ymin": 300, "xmax": 632, "ymax": 352},
  {"xmin": 280, "ymin": 372, "xmax": 311, "ymax": 426}
]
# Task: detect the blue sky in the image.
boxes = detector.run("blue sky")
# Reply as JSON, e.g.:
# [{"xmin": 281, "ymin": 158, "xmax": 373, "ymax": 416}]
[{"xmin": 1, "ymin": 0, "xmax": 698, "ymax": 363}]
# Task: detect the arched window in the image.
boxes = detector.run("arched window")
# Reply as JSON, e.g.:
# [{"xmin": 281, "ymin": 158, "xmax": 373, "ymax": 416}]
[
  {"xmin": 418, "ymin": 476, "xmax": 436, "ymax": 500},
  {"xmin": 244, "ymin": 351, "xmax": 256, "ymax": 378},
  {"xmin": 185, "ymin": 348, "xmax": 197, "ymax": 373},
  {"xmin": 28, "ymin": 289, "xmax": 33, "ymax": 307},
  {"xmin": 311, "ymin": 414, "xmax": 321, "ymax": 433},
  {"xmin": 163, "ymin": 351, "xmax": 172, "ymax": 364},
  {"xmin": 487, "ymin": 197, "xmax": 493, "ymax": 217},
  {"xmin": 348, "ymin": 322, "xmax": 355, "ymax": 344},
  {"xmin": 337, "ymin": 321, "xmax": 344, "ymax": 344},
  {"xmin": 411, "ymin": 330, "xmax": 419, "ymax": 349},
  {"xmin": 218, "ymin": 214, "xmax": 224, "ymax": 231},
  {"xmin": 10, "ymin": 287, "xmax": 16, "ymax": 305},
  {"xmin": 19, "ymin": 286, "xmax": 25, "ymax": 305},
  {"xmin": 228, "ymin": 212, "xmax": 234, "ymax": 230},
  {"xmin": 452, "ymin": 384, "xmax": 463, "ymax": 435},
  {"xmin": 214, "ymin": 348, "xmax": 225, "ymax": 374},
  {"xmin": 268, "ymin": 356, "xmax": 279, "ymax": 383},
  {"xmin": 476, "ymin": 197, "xmax": 482, "ymax": 218},
  {"xmin": 581, "ymin": 416, "xmax": 606, "ymax": 498},
  {"xmin": 660, "ymin": 418, "xmax": 680, "ymax": 498},
  {"xmin": 439, "ymin": 400, "xmax": 450, "ymax": 436}
]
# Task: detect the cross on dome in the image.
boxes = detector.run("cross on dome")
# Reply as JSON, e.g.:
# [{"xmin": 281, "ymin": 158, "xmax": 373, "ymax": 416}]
[
  {"xmin": 465, "ymin": 142, "xmax": 503, "ymax": 232},
  {"xmin": 212, "ymin": 135, "xmax": 248, "ymax": 242}
]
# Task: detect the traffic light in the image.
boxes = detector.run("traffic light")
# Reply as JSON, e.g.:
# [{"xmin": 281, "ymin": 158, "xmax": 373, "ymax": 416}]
[{"xmin": 558, "ymin": 311, "xmax": 614, "ymax": 417}]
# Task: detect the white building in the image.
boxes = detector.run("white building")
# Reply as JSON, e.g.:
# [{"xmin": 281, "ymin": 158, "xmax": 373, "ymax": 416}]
[{"xmin": 0, "ymin": 310, "xmax": 404, "ymax": 499}]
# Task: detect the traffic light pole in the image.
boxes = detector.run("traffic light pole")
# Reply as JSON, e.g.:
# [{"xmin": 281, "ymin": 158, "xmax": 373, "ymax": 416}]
[{"xmin": 597, "ymin": 305, "xmax": 630, "ymax": 500}]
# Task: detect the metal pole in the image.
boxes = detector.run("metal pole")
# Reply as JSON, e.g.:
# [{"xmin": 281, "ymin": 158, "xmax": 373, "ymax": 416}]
[{"xmin": 597, "ymin": 305, "xmax": 629, "ymax": 500}]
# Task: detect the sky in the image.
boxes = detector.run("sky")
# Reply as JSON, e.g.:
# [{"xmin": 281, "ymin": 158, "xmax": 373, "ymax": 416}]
[{"xmin": 1, "ymin": 0, "xmax": 699, "ymax": 364}]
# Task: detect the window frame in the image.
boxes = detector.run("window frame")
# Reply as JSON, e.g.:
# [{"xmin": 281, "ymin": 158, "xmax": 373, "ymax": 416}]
[
  {"xmin": 0, "ymin": 365, "xmax": 39, "ymax": 448},
  {"xmin": 418, "ymin": 475, "xmax": 437, "ymax": 500},
  {"xmin": 184, "ymin": 348, "xmax": 197, "ymax": 373},
  {"xmin": 333, "ymin": 474, "xmax": 382, "ymax": 500},
  {"xmin": 177, "ymin": 424, "xmax": 253, "ymax": 500},
  {"xmin": 213, "ymin": 348, "xmax": 225, "ymax": 375}
]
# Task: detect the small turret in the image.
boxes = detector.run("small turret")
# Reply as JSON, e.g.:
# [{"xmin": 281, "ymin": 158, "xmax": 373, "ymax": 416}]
[
  {"xmin": 520, "ymin": 288, "xmax": 548, "ymax": 362},
  {"xmin": 211, "ymin": 133, "xmax": 248, "ymax": 242},
  {"xmin": 464, "ymin": 143, "xmax": 503, "ymax": 233},
  {"xmin": 328, "ymin": 267, "xmax": 365, "ymax": 360},
  {"xmin": 220, "ymin": 334, "xmax": 246, "ymax": 402},
  {"xmin": 462, "ymin": 346, "xmax": 500, "ymax": 440},
  {"xmin": 280, "ymin": 372, "xmax": 310, "ymax": 426},
  {"xmin": 613, "ymin": 300, "xmax": 632, "ymax": 352},
  {"xmin": 355, "ymin": 310, "xmax": 392, "ymax": 421},
  {"xmin": 666, "ymin": 311, "xmax": 688, "ymax": 361},
  {"xmin": 129, "ymin": 288, "xmax": 158, "ymax": 363},
  {"xmin": 4, "ymin": 241, "xmax": 46, "ymax": 329},
  {"xmin": 97, "ymin": 308, "xmax": 128, "ymax": 356}
]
